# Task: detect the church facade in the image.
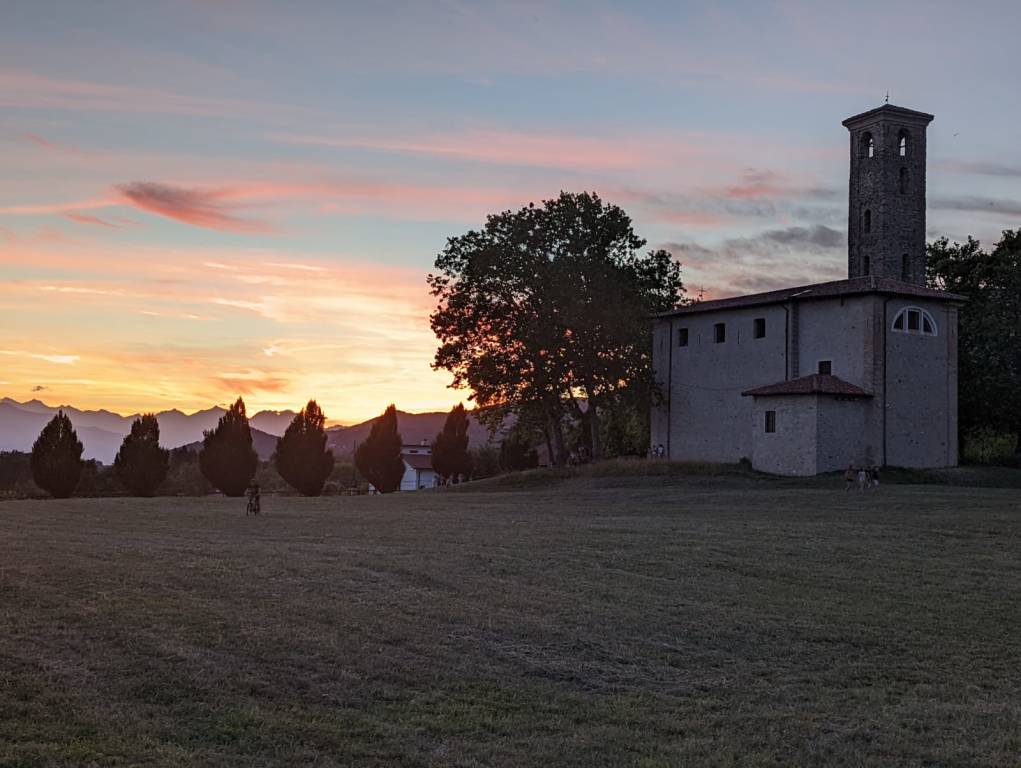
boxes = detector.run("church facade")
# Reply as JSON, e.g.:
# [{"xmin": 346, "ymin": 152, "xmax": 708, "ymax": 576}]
[{"xmin": 650, "ymin": 104, "xmax": 962, "ymax": 475}]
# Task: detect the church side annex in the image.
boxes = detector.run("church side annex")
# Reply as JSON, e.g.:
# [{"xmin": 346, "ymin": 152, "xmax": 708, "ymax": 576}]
[{"xmin": 650, "ymin": 104, "xmax": 964, "ymax": 476}]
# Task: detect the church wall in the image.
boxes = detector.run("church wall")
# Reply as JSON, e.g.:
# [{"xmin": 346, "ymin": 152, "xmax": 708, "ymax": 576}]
[
  {"xmin": 816, "ymin": 397, "xmax": 871, "ymax": 472},
  {"xmin": 650, "ymin": 319, "xmax": 672, "ymax": 453},
  {"xmin": 795, "ymin": 296, "xmax": 872, "ymax": 386},
  {"xmin": 666, "ymin": 305, "xmax": 787, "ymax": 463},
  {"xmin": 883, "ymin": 297, "xmax": 958, "ymax": 467},
  {"xmin": 749, "ymin": 394, "xmax": 818, "ymax": 476}
]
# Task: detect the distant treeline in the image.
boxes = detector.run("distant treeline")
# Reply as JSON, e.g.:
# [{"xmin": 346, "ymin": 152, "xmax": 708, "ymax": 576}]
[{"xmin": 1, "ymin": 398, "xmax": 546, "ymax": 500}]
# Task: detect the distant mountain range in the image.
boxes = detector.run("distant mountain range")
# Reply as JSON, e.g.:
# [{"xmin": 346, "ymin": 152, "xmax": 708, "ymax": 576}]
[{"xmin": 0, "ymin": 398, "xmax": 499, "ymax": 464}]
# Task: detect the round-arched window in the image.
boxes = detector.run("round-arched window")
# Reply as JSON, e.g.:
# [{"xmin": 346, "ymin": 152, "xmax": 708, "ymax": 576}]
[
  {"xmin": 862, "ymin": 131, "xmax": 875, "ymax": 159},
  {"xmin": 898, "ymin": 129, "xmax": 910, "ymax": 157},
  {"xmin": 892, "ymin": 306, "xmax": 937, "ymax": 336}
]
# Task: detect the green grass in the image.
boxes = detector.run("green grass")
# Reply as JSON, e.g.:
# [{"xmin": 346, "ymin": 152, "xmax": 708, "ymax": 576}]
[{"xmin": 2, "ymin": 477, "xmax": 1020, "ymax": 766}]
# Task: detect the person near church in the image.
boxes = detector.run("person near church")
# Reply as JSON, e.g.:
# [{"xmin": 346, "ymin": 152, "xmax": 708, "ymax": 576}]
[{"xmin": 844, "ymin": 463, "xmax": 857, "ymax": 491}]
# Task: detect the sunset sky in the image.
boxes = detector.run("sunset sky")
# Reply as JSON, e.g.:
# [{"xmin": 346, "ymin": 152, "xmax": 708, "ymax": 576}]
[{"xmin": 2, "ymin": 1, "xmax": 1019, "ymax": 422}]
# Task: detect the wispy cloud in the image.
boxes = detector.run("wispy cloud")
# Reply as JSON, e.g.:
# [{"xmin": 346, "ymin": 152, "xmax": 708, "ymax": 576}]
[
  {"xmin": 274, "ymin": 129, "xmax": 662, "ymax": 171},
  {"xmin": 116, "ymin": 182, "xmax": 274, "ymax": 233},
  {"xmin": 0, "ymin": 349, "xmax": 80, "ymax": 365},
  {"xmin": 930, "ymin": 195, "xmax": 1021, "ymax": 216},
  {"xmin": 62, "ymin": 211, "xmax": 119, "ymax": 228},
  {"xmin": 662, "ymin": 224, "xmax": 846, "ymax": 297},
  {"xmin": 937, "ymin": 161, "xmax": 1021, "ymax": 178}
]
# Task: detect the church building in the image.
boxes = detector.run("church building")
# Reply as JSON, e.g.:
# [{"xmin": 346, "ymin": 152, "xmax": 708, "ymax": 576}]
[{"xmin": 651, "ymin": 104, "xmax": 962, "ymax": 475}]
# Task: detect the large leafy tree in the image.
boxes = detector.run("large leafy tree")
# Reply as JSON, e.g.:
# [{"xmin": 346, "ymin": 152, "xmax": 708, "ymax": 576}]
[
  {"xmin": 429, "ymin": 191, "xmax": 684, "ymax": 463},
  {"xmin": 431, "ymin": 403, "xmax": 472, "ymax": 484},
  {"xmin": 114, "ymin": 413, "xmax": 169, "ymax": 496},
  {"xmin": 928, "ymin": 230, "xmax": 1021, "ymax": 454},
  {"xmin": 199, "ymin": 397, "xmax": 259, "ymax": 496},
  {"xmin": 275, "ymin": 400, "xmax": 334, "ymax": 496},
  {"xmin": 354, "ymin": 404, "xmax": 405, "ymax": 493},
  {"xmin": 30, "ymin": 411, "xmax": 84, "ymax": 498}
]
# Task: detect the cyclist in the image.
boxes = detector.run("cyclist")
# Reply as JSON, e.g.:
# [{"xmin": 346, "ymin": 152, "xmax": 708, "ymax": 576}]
[{"xmin": 246, "ymin": 480, "xmax": 261, "ymax": 516}]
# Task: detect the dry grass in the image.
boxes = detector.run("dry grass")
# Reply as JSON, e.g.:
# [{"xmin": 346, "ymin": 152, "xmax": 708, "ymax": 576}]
[{"xmin": 2, "ymin": 476, "xmax": 1020, "ymax": 766}]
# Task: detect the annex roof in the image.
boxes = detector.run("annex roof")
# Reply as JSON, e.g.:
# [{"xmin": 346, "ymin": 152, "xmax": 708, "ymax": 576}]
[
  {"xmin": 654, "ymin": 276, "xmax": 964, "ymax": 319},
  {"xmin": 403, "ymin": 453, "xmax": 435, "ymax": 471},
  {"xmin": 741, "ymin": 374, "xmax": 873, "ymax": 398}
]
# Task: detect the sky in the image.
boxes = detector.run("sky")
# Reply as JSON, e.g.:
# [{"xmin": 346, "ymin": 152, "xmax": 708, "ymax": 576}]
[{"xmin": 2, "ymin": 0, "xmax": 1019, "ymax": 422}]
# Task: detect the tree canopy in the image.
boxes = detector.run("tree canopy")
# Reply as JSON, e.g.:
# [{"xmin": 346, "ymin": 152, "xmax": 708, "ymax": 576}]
[
  {"xmin": 354, "ymin": 404, "xmax": 405, "ymax": 493},
  {"xmin": 114, "ymin": 413, "xmax": 169, "ymax": 497},
  {"xmin": 429, "ymin": 191, "xmax": 684, "ymax": 464},
  {"xmin": 430, "ymin": 403, "xmax": 472, "ymax": 483},
  {"xmin": 199, "ymin": 397, "xmax": 259, "ymax": 497},
  {"xmin": 928, "ymin": 229, "xmax": 1021, "ymax": 453},
  {"xmin": 275, "ymin": 400, "xmax": 334, "ymax": 496},
  {"xmin": 30, "ymin": 410, "xmax": 84, "ymax": 498}
]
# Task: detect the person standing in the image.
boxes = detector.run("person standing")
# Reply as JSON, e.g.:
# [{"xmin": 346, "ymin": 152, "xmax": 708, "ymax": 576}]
[{"xmin": 844, "ymin": 463, "xmax": 856, "ymax": 491}]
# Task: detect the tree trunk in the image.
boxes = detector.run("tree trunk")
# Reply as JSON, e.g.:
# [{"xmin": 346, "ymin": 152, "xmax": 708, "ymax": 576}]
[
  {"xmin": 542, "ymin": 424, "xmax": 554, "ymax": 467},
  {"xmin": 588, "ymin": 404, "xmax": 602, "ymax": 461},
  {"xmin": 548, "ymin": 414, "xmax": 566, "ymax": 466}
]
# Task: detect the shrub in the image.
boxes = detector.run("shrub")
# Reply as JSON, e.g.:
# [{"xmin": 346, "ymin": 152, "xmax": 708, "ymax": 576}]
[{"xmin": 499, "ymin": 433, "xmax": 539, "ymax": 472}]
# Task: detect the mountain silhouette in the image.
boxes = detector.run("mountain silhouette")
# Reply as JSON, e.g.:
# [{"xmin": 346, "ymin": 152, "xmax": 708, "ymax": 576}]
[
  {"xmin": 0, "ymin": 398, "xmax": 294, "ymax": 463},
  {"xmin": 0, "ymin": 399, "xmax": 504, "ymax": 464}
]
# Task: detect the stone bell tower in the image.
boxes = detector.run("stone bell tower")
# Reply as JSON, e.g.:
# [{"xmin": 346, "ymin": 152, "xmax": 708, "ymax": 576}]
[{"xmin": 843, "ymin": 104, "xmax": 933, "ymax": 285}]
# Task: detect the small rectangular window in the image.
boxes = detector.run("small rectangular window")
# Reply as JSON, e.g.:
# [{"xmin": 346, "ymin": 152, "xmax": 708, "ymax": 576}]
[
  {"xmin": 907, "ymin": 310, "xmax": 920, "ymax": 331},
  {"xmin": 765, "ymin": 411, "xmax": 776, "ymax": 433},
  {"xmin": 818, "ymin": 360, "xmax": 832, "ymax": 375},
  {"xmin": 753, "ymin": 318, "xmax": 766, "ymax": 339},
  {"xmin": 677, "ymin": 327, "xmax": 688, "ymax": 347},
  {"xmin": 714, "ymin": 322, "xmax": 726, "ymax": 343}
]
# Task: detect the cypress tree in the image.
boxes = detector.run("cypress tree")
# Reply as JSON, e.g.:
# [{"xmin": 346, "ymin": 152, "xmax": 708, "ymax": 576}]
[
  {"xmin": 199, "ymin": 397, "xmax": 258, "ymax": 496},
  {"xmin": 354, "ymin": 404, "xmax": 405, "ymax": 493},
  {"xmin": 431, "ymin": 403, "xmax": 472, "ymax": 484},
  {"xmin": 30, "ymin": 410, "xmax": 84, "ymax": 498},
  {"xmin": 114, "ymin": 413, "xmax": 169, "ymax": 497},
  {"xmin": 275, "ymin": 400, "xmax": 334, "ymax": 496}
]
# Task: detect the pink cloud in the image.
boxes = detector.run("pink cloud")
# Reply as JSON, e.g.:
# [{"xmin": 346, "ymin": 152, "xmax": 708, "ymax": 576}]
[{"xmin": 115, "ymin": 182, "xmax": 274, "ymax": 233}]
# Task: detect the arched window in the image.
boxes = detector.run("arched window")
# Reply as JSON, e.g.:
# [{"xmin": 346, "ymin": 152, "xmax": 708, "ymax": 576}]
[
  {"xmin": 901, "ymin": 254, "xmax": 911, "ymax": 280},
  {"xmin": 861, "ymin": 131, "xmax": 875, "ymax": 159},
  {"xmin": 863, "ymin": 208, "xmax": 871, "ymax": 233},
  {"xmin": 899, "ymin": 167, "xmax": 908, "ymax": 194},
  {"xmin": 892, "ymin": 306, "xmax": 937, "ymax": 336},
  {"xmin": 898, "ymin": 130, "xmax": 909, "ymax": 157}
]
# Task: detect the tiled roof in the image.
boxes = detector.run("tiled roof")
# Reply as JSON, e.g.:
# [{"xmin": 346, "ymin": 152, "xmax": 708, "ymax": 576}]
[
  {"xmin": 403, "ymin": 453, "xmax": 435, "ymax": 471},
  {"xmin": 741, "ymin": 374, "xmax": 873, "ymax": 398},
  {"xmin": 655, "ymin": 276, "xmax": 964, "ymax": 318}
]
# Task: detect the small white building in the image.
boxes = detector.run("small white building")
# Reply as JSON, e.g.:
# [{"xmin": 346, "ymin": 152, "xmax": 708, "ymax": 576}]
[{"xmin": 400, "ymin": 444, "xmax": 437, "ymax": 491}]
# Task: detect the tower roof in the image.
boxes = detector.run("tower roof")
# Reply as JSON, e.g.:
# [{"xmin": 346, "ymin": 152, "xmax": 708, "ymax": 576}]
[{"xmin": 842, "ymin": 103, "xmax": 934, "ymax": 129}]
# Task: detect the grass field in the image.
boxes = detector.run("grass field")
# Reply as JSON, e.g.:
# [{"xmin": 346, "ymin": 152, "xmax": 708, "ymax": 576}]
[{"xmin": 2, "ymin": 473, "xmax": 1020, "ymax": 766}]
